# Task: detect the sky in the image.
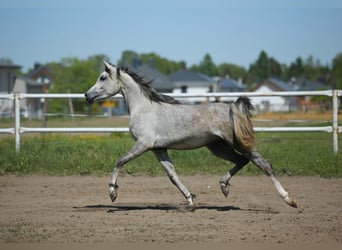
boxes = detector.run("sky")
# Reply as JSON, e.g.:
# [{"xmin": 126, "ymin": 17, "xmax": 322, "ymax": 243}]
[{"xmin": 1, "ymin": 0, "xmax": 342, "ymax": 72}]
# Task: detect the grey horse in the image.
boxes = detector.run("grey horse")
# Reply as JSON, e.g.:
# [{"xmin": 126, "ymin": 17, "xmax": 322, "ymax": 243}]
[{"xmin": 85, "ymin": 61, "xmax": 297, "ymax": 208}]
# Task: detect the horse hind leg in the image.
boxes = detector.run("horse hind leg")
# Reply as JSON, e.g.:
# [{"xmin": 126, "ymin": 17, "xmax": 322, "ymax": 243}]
[
  {"xmin": 246, "ymin": 151, "xmax": 297, "ymax": 208},
  {"xmin": 207, "ymin": 140, "xmax": 249, "ymax": 197},
  {"xmin": 153, "ymin": 149, "xmax": 195, "ymax": 208},
  {"xmin": 220, "ymin": 156, "xmax": 249, "ymax": 197}
]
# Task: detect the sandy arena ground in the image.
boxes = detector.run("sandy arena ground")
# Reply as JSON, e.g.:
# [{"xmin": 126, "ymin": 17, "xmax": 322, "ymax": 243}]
[{"xmin": 0, "ymin": 175, "xmax": 341, "ymax": 243}]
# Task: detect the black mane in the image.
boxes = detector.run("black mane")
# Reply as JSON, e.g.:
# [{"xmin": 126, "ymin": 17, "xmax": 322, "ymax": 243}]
[{"xmin": 117, "ymin": 66, "xmax": 180, "ymax": 104}]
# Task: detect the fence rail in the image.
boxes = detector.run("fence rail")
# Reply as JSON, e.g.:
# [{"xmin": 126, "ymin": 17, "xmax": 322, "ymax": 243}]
[{"xmin": 1, "ymin": 90, "xmax": 341, "ymax": 154}]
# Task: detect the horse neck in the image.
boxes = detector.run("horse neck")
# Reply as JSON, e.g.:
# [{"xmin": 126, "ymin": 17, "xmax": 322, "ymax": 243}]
[{"xmin": 119, "ymin": 74, "xmax": 152, "ymax": 114}]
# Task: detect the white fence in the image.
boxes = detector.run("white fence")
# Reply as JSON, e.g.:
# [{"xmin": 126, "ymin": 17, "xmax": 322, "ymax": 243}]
[{"xmin": 0, "ymin": 90, "xmax": 341, "ymax": 154}]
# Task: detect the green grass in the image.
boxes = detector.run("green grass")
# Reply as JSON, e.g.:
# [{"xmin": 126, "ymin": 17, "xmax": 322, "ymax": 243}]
[{"xmin": 0, "ymin": 132, "xmax": 341, "ymax": 177}]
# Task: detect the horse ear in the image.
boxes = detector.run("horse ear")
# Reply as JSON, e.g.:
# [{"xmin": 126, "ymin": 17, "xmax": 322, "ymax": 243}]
[{"xmin": 104, "ymin": 61, "xmax": 114, "ymax": 74}]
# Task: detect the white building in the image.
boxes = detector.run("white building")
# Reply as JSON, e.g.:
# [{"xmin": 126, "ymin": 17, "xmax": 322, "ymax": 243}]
[
  {"xmin": 250, "ymin": 78, "xmax": 297, "ymax": 113},
  {"xmin": 0, "ymin": 61, "xmax": 22, "ymax": 117},
  {"xmin": 168, "ymin": 70, "xmax": 218, "ymax": 104}
]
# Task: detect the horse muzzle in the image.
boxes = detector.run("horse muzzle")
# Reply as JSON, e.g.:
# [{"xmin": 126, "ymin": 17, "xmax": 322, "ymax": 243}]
[{"xmin": 85, "ymin": 93, "xmax": 95, "ymax": 104}]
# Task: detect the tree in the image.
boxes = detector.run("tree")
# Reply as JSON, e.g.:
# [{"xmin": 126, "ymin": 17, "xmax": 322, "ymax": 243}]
[
  {"xmin": 269, "ymin": 57, "xmax": 282, "ymax": 77},
  {"xmin": 217, "ymin": 63, "xmax": 247, "ymax": 81},
  {"xmin": 117, "ymin": 50, "xmax": 186, "ymax": 75},
  {"xmin": 288, "ymin": 55, "xmax": 330, "ymax": 83},
  {"xmin": 88, "ymin": 54, "xmax": 110, "ymax": 70},
  {"xmin": 280, "ymin": 63, "xmax": 289, "ymax": 80},
  {"xmin": 117, "ymin": 50, "xmax": 139, "ymax": 66},
  {"xmin": 332, "ymin": 52, "xmax": 342, "ymax": 89},
  {"xmin": 191, "ymin": 53, "xmax": 218, "ymax": 76},
  {"xmin": 248, "ymin": 50, "xmax": 270, "ymax": 82},
  {"xmin": 49, "ymin": 54, "xmax": 109, "ymax": 113},
  {"xmin": 140, "ymin": 52, "xmax": 186, "ymax": 74},
  {"xmin": 303, "ymin": 56, "xmax": 330, "ymax": 83},
  {"xmin": 288, "ymin": 57, "xmax": 304, "ymax": 78},
  {"xmin": 0, "ymin": 57, "xmax": 13, "ymax": 64},
  {"xmin": 303, "ymin": 55, "xmax": 316, "ymax": 80}
]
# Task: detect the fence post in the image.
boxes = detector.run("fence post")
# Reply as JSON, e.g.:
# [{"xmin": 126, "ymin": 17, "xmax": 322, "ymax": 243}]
[
  {"xmin": 14, "ymin": 93, "xmax": 21, "ymax": 153},
  {"xmin": 332, "ymin": 90, "xmax": 339, "ymax": 155}
]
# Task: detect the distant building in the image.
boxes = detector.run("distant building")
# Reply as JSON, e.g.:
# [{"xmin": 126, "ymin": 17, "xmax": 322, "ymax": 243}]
[
  {"xmin": 0, "ymin": 62, "xmax": 54, "ymax": 118},
  {"xmin": 24, "ymin": 63, "xmax": 53, "ymax": 118},
  {"xmin": 0, "ymin": 60, "xmax": 22, "ymax": 117},
  {"xmin": 0, "ymin": 60, "xmax": 21, "ymax": 93},
  {"xmin": 168, "ymin": 70, "xmax": 218, "ymax": 104},
  {"xmin": 290, "ymin": 77, "xmax": 329, "ymax": 91},
  {"xmin": 219, "ymin": 77, "xmax": 246, "ymax": 92},
  {"xmin": 290, "ymin": 77, "xmax": 331, "ymax": 112},
  {"xmin": 249, "ymin": 77, "xmax": 333, "ymax": 113},
  {"xmin": 27, "ymin": 63, "xmax": 54, "ymax": 86},
  {"xmin": 216, "ymin": 77, "xmax": 247, "ymax": 103},
  {"xmin": 250, "ymin": 78, "xmax": 297, "ymax": 112}
]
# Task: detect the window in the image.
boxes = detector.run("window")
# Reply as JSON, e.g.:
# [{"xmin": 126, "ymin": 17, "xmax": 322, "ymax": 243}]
[{"xmin": 180, "ymin": 85, "xmax": 187, "ymax": 93}]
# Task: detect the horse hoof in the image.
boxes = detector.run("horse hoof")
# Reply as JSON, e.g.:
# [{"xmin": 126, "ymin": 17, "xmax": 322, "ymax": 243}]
[
  {"xmin": 178, "ymin": 204, "xmax": 196, "ymax": 212},
  {"xmin": 109, "ymin": 185, "xmax": 118, "ymax": 202},
  {"xmin": 220, "ymin": 183, "xmax": 230, "ymax": 197},
  {"xmin": 286, "ymin": 197, "xmax": 298, "ymax": 208},
  {"xmin": 186, "ymin": 204, "xmax": 196, "ymax": 212},
  {"xmin": 109, "ymin": 192, "xmax": 117, "ymax": 202}
]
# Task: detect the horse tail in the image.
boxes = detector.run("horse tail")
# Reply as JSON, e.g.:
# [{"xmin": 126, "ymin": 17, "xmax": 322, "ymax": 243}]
[{"xmin": 230, "ymin": 97, "xmax": 255, "ymax": 152}]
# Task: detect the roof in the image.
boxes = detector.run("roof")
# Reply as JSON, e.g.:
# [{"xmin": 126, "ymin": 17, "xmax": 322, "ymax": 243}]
[
  {"xmin": 168, "ymin": 70, "xmax": 214, "ymax": 83},
  {"xmin": 268, "ymin": 78, "xmax": 294, "ymax": 91},
  {"xmin": 291, "ymin": 77, "xmax": 329, "ymax": 91},
  {"xmin": 0, "ymin": 61, "xmax": 21, "ymax": 69},
  {"xmin": 27, "ymin": 63, "xmax": 54, "ymax": 80},
  {"xmin": 129, "ymin": 64, "xmax": 174, "ymax": 92},
  {"xmin": 253, "ymin": 77, "xmax": 332, "ymax": 92},
  {"xmin": 219, "ymin": 78, "xmax": 246, "ymax": 91},
  {"xmin": 253, "ymin": 77, "xmax": 294, "ymax": 91}
]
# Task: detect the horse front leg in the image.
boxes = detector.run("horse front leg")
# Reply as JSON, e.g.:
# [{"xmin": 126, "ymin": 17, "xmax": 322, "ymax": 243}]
[
  {"xmin": 109, "ymin": 142, "xmax": 148, "ymax": 202},
  {"xmin": 153, "ymin": 150, "xmax": 195, "ymax": 208},
  {"xmin": 247, "ymin": 151, "xmax": 297, "ymax": 208}
]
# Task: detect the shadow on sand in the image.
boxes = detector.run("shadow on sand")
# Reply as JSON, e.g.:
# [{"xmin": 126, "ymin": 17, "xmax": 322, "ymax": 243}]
[{"xmin": 72, "ymin": 203, "xmax": 270, "ymax": 213}]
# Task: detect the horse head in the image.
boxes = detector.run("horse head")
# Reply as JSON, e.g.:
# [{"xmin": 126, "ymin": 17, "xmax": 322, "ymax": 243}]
[{"xmin": 85, "ymin": 61, "xmax": 122, "ymax": 104}]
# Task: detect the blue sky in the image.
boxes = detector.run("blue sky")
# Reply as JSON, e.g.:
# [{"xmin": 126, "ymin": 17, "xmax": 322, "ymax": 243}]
[{"xmin": 1, "ymin": 0, "xmax": 342, "ymax": 72}]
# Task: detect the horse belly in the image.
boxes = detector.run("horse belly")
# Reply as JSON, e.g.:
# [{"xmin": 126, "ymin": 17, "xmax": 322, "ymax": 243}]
[{"xmin": 156, "ymin": 133, "xmax": 219, "ymax": 150}]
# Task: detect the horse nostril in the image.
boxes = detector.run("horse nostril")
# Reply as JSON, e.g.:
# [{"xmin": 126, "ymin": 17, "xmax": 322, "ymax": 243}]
[{"xmin": 85, "ymin": 93, "xmax": 87, "ymax": 97}]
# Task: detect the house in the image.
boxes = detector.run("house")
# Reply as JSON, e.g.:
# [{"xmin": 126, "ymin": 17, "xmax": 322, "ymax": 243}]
[
  {"xmin": 219, "ymin": 77, "xmax": 246, "ymax": 92},
  {"xmin": 291, "ymin": 77, "xmax": 328, "ymax": 91},
  {"xmin": 250, "ymin": 78, "xmax": 297, "ymax": 113},
  {"xmin": 26, "ymin": 63, "xmax": 53, "ymax": 92},
  {"xmin": 290, "ymin": 77, "xmax": 331, "ymax": 112},
  {"xmin": 0, "ymin": 60, "xmax": 22, "ymax": 117},
  {"xmin": 216, "ymin": 77, "xmax": 247, "ymax": 103},
  {"xmin": 0, "ymin": 62, "xmax": 54, "ymax": 118},
  {"xmin": 14, "ymin": 76, "xmax": 53, "ymax": 118},
  {"xmin": 25, "ymin": 63, "xmax": 53, "ymax": 118},
  {"xmin": 0, "ymin": 60, "xmax": 21, "ymax": 93},
  {"xmin": 168, "ymin": 70, "xmax": 218, "ymax": 104}
]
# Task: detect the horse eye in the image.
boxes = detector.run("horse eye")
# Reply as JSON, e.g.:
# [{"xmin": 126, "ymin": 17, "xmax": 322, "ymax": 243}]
[{"xmin": 100, "ymin": 75, "xmax": 107, "ymax": 81}]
